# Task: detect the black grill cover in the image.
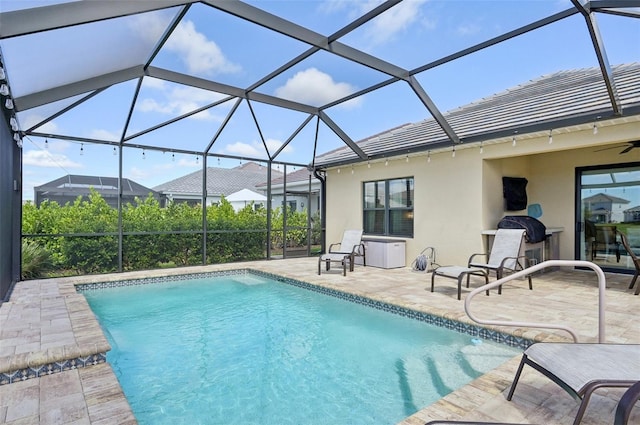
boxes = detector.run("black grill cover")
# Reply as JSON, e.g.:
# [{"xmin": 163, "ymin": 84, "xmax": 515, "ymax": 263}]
[{"xmin": 497, "ymin": 215, "xmax": 547, "ymax": 243}]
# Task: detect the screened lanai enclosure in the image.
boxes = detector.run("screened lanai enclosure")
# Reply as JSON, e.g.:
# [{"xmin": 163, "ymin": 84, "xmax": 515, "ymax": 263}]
[{"xmin": 1, "ymin": 1, "xmax": 639, "ymax": 299}]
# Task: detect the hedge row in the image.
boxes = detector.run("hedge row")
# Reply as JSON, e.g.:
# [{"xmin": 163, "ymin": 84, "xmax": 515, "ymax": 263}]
[{"xmin": 22, "ymin": 189, "xmax": 319, "ymax": 278}]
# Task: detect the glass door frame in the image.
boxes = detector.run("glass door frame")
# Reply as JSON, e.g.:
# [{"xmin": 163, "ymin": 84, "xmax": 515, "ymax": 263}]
[{"xmin": 575, "ymin": 160, "xmax": 640, "ymax": 274}]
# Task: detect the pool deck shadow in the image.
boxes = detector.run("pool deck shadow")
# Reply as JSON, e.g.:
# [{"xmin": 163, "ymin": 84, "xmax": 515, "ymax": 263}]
[{"xmin": 1, "ymin": 258, "xmax": 638, "ymax": 424}]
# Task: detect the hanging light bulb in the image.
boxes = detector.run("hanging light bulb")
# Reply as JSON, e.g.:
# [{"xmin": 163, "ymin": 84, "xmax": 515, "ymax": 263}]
[
  {"xmin": 5, "ymin": 98, "xmax": 14, "ymax": 109},
  {"xmin": 593, "ymin": 122, "xmax": 598, "ymax": 135},
  {"xmin": 512, "ymin": 136, "xmax": 517, "ymax": 147},
  {"xmin": 385, "ymin": 159, "xmax": 389, "ymax": 166},
  {"xmin": 113, "ymin": 146, "xmax": 117, "ymax": 156},
  {"xmin": 80, "ymin": 143, "xmax": 84, "ymax": 155},
  {"xmin": 173, "ymin": 153, "xmax": 176, "ymax": 162},
  {"xmin": 351, "ymin": 165, "xmax": 354, "ymax": 174},
  {"xmin": 427, "ymin": 151, "xmax": 431, "ymax": 163},
  {"xmin": 196, "ymin": 155, "xmax": 199, "ymax": 165},
  {"xmin": 337, "ymin": 168, "xmax": 341, "ymax": 174},
  {"xmin": 405, "ymin": 155, "xmax": 409, "ymax": 163},
  {"xmin": 142, "ymin": 149, "xmax": 146, "ymax": 160},
  {"xmin": 452, "ymin": 146, "xmax": 456, "ymax": 158},
  {"xmin": 548, "ymin": 129, "xmax": 553, "ymax": 144},
  {"xmin": 367, "ymin": 160, "xmax": 371, "ymax": 168},
  {"xmin": 9, "ymin": 117, "xmax": 18, "ymax": 131},
  {"xmin": 44, "ymin": 139, "xmax": 49, "ymax": 149},
  {"xmin": 14, "ymin": 133, "xmax": 22, "ymax": 148},
  {"xmin": 479, "ymin": 142, "xmax": 484, "ymax": 154},
  {"xmin": 0, "ymin": 84, "xmax": 9, "ymax": 96}
]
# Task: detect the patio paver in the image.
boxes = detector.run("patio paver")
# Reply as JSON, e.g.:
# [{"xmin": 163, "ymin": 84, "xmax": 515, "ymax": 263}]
[{"xmin": 0, "ymin": 258, "xmax": 638, "ymax": 424}]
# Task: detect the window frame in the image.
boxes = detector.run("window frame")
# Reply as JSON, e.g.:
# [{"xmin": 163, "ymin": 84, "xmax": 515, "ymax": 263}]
[{"xmin": 362, "ymin": 176, "xmax": 414, "ymax": 238}]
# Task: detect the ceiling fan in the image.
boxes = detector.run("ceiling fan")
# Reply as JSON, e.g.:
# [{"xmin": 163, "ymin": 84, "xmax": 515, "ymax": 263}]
[{"xmin": 594, "ymin": 140, "xmax": 640, "ymax": 154}]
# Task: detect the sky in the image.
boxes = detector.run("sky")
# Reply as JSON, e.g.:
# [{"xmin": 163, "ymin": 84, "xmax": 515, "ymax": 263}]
[{"xmin": 1, "ymin": 0, "xmax": 639, "ymax": 201}]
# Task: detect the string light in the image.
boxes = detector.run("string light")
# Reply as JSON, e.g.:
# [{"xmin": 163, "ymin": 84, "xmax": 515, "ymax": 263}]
[
  {"xmin": 113, "ymin": 146, "xmax": 117, "ymax": 156},
  {"xmin": 385, "ymin": 159, "xmax": 389, "ymax": 166},
  {"xmin": 512, "ymin": 136, "xmax": 517, "ymax": 147},
  {"xmin": 196, "ymin": 155, "xmax": 199, "ymax": 165},
  {"xmin": 367, "ymin": 160, "xmax": 371, "ymax": 168},
  {"xmin": 427, "ymin": 151, "xmax": 431, "ymax": 163},
  {"xmin": 173, "ymin": 153, "xmax": 176, "ymax": 162},
  {"xmin": 351, "ymin": 165, "xmax": 354, "ymax": 174},
  {"xmin": 405, "ymin": 155, "xmax": 409, "ymax": 163},
  {"xmin": 337, "ymin": 168, "xmax": 341, "ymax": 174},
  {"xmin": 80, "ymin": 143, "xmax": 84, "ymax": 155},
  {"xmin": 593, "ymin": 122, "xmax": 598, "ymax": 135},
  {"xmin": 452, "ymin": 146, "xmax": 456, "ymax": 158},
  {"xmin": 142, "ymin": 149, "xmax": 146, "ymax": 160},
  {"xmin": 479, "ymin": 142, "xmax": 484, "ymax": 154},
  {"xmin": 9, "ymin": 117, "xmax": 18, "ymax": 131},
  {"xmin": 548, "ymin": 129, "xmax": 553, "ymax": 144},
  {"xmin": 44, "ymin": 139, "xmax": 49, "ymax": 149}
]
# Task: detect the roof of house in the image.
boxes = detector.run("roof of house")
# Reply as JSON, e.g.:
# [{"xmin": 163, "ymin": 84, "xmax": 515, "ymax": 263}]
[
  {"xmin": 35, "ymin": 174, "xmax": 157, "ymax": 197},
  {"xmin": 153, "ymin": 162, "xmax": 283, "ymax": 196},
  {"xmin": 583, "ymin": 193, "xmax": 631, "ymax": 204},
  {"xmin": 314, "ymin": 63, "xmax": 640, "ymax": 166},
  {"xmin": 256, "ymin": 167, "xmax": 314, "ymax": 188}
]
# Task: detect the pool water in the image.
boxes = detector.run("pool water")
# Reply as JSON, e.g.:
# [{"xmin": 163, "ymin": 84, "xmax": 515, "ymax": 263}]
[{"xmin": 82, "ymin": 273, "xmax": 520, "ymax": 425}]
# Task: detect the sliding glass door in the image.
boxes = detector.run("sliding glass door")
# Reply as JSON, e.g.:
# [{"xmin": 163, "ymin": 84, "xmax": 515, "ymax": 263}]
[{"xmin": 576, "ymin": 162, "xmax": 640, "ymax": 273}]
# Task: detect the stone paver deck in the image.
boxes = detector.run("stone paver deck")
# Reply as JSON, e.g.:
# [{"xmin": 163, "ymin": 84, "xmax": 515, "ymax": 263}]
[{"xmin": 1, "ymin": 258, "xmax": 638, "ymax": 424}]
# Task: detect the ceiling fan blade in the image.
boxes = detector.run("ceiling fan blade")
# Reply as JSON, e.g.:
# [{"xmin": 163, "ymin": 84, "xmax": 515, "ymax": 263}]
[{"xmin": 594, "ymin": 145, "xmax": 624, "ymax": 152}]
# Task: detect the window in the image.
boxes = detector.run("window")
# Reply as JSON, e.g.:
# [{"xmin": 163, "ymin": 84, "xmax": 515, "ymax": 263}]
[{"xmin": 363, "ymin": 177, "xmax": 413, "ymax": 237}]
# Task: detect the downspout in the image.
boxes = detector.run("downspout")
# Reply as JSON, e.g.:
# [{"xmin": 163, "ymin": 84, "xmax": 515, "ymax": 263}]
[{"xmin": 313, "ymin": 168, "xmax": 326, "ymax": 254}]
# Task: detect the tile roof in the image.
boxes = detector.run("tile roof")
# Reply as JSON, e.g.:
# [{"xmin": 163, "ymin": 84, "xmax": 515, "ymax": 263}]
[
  {"xmin": 153, "ymin": 162, "xmax": 283, "ymax": 196},
  {"xmin": 314, "ymin": 63, "xmax": 640, "ymax": 167}
]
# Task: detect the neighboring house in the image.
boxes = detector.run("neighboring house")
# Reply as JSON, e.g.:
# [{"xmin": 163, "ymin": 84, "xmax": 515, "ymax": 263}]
[
  {"xmin": 153, "ymin": 162, "xmax": 283, "ymax": 207},
  {"xmin": 315, "ymin": 64, "xmax": 640, "ymax": 267},
  {"xmin": 583, "ymin": 193, "xmax": 630, "ymax": 223},
  {"xmin": 624, "ymin": 206, "xmax": 640, "ymax": 223},
  {"xmin": 33, "ymin": 175, "xmax": 159, "ymax": 208},
  {"xmin": 256, "ymin": 167, "xmax": 321, "ymax": 214},
  {"xmin": 226, "ymin": 189, "xmax": 267, "ymax": 211}
]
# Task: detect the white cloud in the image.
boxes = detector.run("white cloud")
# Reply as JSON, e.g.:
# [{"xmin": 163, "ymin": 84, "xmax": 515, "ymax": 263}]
[
  {"xmin": 364, "ymin": 0, "xmax": 427, "ymax": 45},
  {"xmin": 132, "ymin": 14, "xmax": 240, "ymax": 76},
  {"xmin": 138, "ymin": 85, "xmax": 225, "ymax": 121},
  {"xmin": 265, "ymin": 138, "xmax": 293, "ymax": 154},
  {"xmin": 274, "ymin": 68, "xmax": 359, "ymax": 107},
  {"xmin": 456, "ymin": 23, "xmax": 481, "ymax": 36},
  {"xmin": 22, "ymin": 150, "xmax": 82, "ymax": 168},
  {"xmin": 89, "ymin": 129, "xmax": 119, "ymax": 141},
  {"xmin": 167, "ymin": 20, "xmax": 241, "ymax": 75},
  {"xmin": 225, "ymin": 141, "xmax": 263, "ymax": 157}
]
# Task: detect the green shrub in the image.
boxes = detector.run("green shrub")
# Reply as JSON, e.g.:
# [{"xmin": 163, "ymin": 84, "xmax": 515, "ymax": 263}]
[{"xmin": 21, "ymin": 240, "xmax": 53, "ymax": 280}]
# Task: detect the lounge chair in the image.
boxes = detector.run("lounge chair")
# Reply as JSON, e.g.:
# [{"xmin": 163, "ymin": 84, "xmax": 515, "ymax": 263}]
[
  {"xmin": 318, "ymin": 229, "xmax": 364, "ymax": 276},
  {"xmin": 618, "ymin": 231, "xmax": 640, "ymax": 295},
  {"xmin": 468, "ymin": 228, "xmax": 532, "ymax": 293},
  {"xmin": 507, "ymin": 343, "xmax": 640, "ymax": 425}
]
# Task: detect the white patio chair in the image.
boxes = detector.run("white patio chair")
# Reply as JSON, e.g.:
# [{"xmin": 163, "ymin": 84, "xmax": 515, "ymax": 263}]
[{"xmin": 318, "ymin": 229, "xmax": 364, "ymax": 276}]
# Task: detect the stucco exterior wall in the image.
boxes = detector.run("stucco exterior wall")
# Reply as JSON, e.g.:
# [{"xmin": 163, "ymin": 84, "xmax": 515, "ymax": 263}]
[{"xmin": 325, "ymin": 120, "xmax": 640, "ymax": 267}]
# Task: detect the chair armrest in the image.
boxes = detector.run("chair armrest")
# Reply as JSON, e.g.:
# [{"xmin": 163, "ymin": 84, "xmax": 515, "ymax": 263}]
[
  {"xmin": 498, "ymin": 255, "xmax": 529, "ymax": 271},
  {"xmin": 328, "ymin": 242, "xmax": 341, "ymax": 253},
  {"xmin": 467, "ymin": 253, "xmax": 487, "ymax": 266}
]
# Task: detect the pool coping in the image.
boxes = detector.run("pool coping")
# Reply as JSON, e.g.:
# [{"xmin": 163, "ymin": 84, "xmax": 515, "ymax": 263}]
[{"xmin": 0, "ymin": 265, "xmax": 572, "ymax": 424}]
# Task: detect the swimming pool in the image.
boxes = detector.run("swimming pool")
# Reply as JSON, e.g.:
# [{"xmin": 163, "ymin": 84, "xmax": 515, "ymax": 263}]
[{"xmin": 80, "ymin": 271, "xmax": 524, "ymax": 425}]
